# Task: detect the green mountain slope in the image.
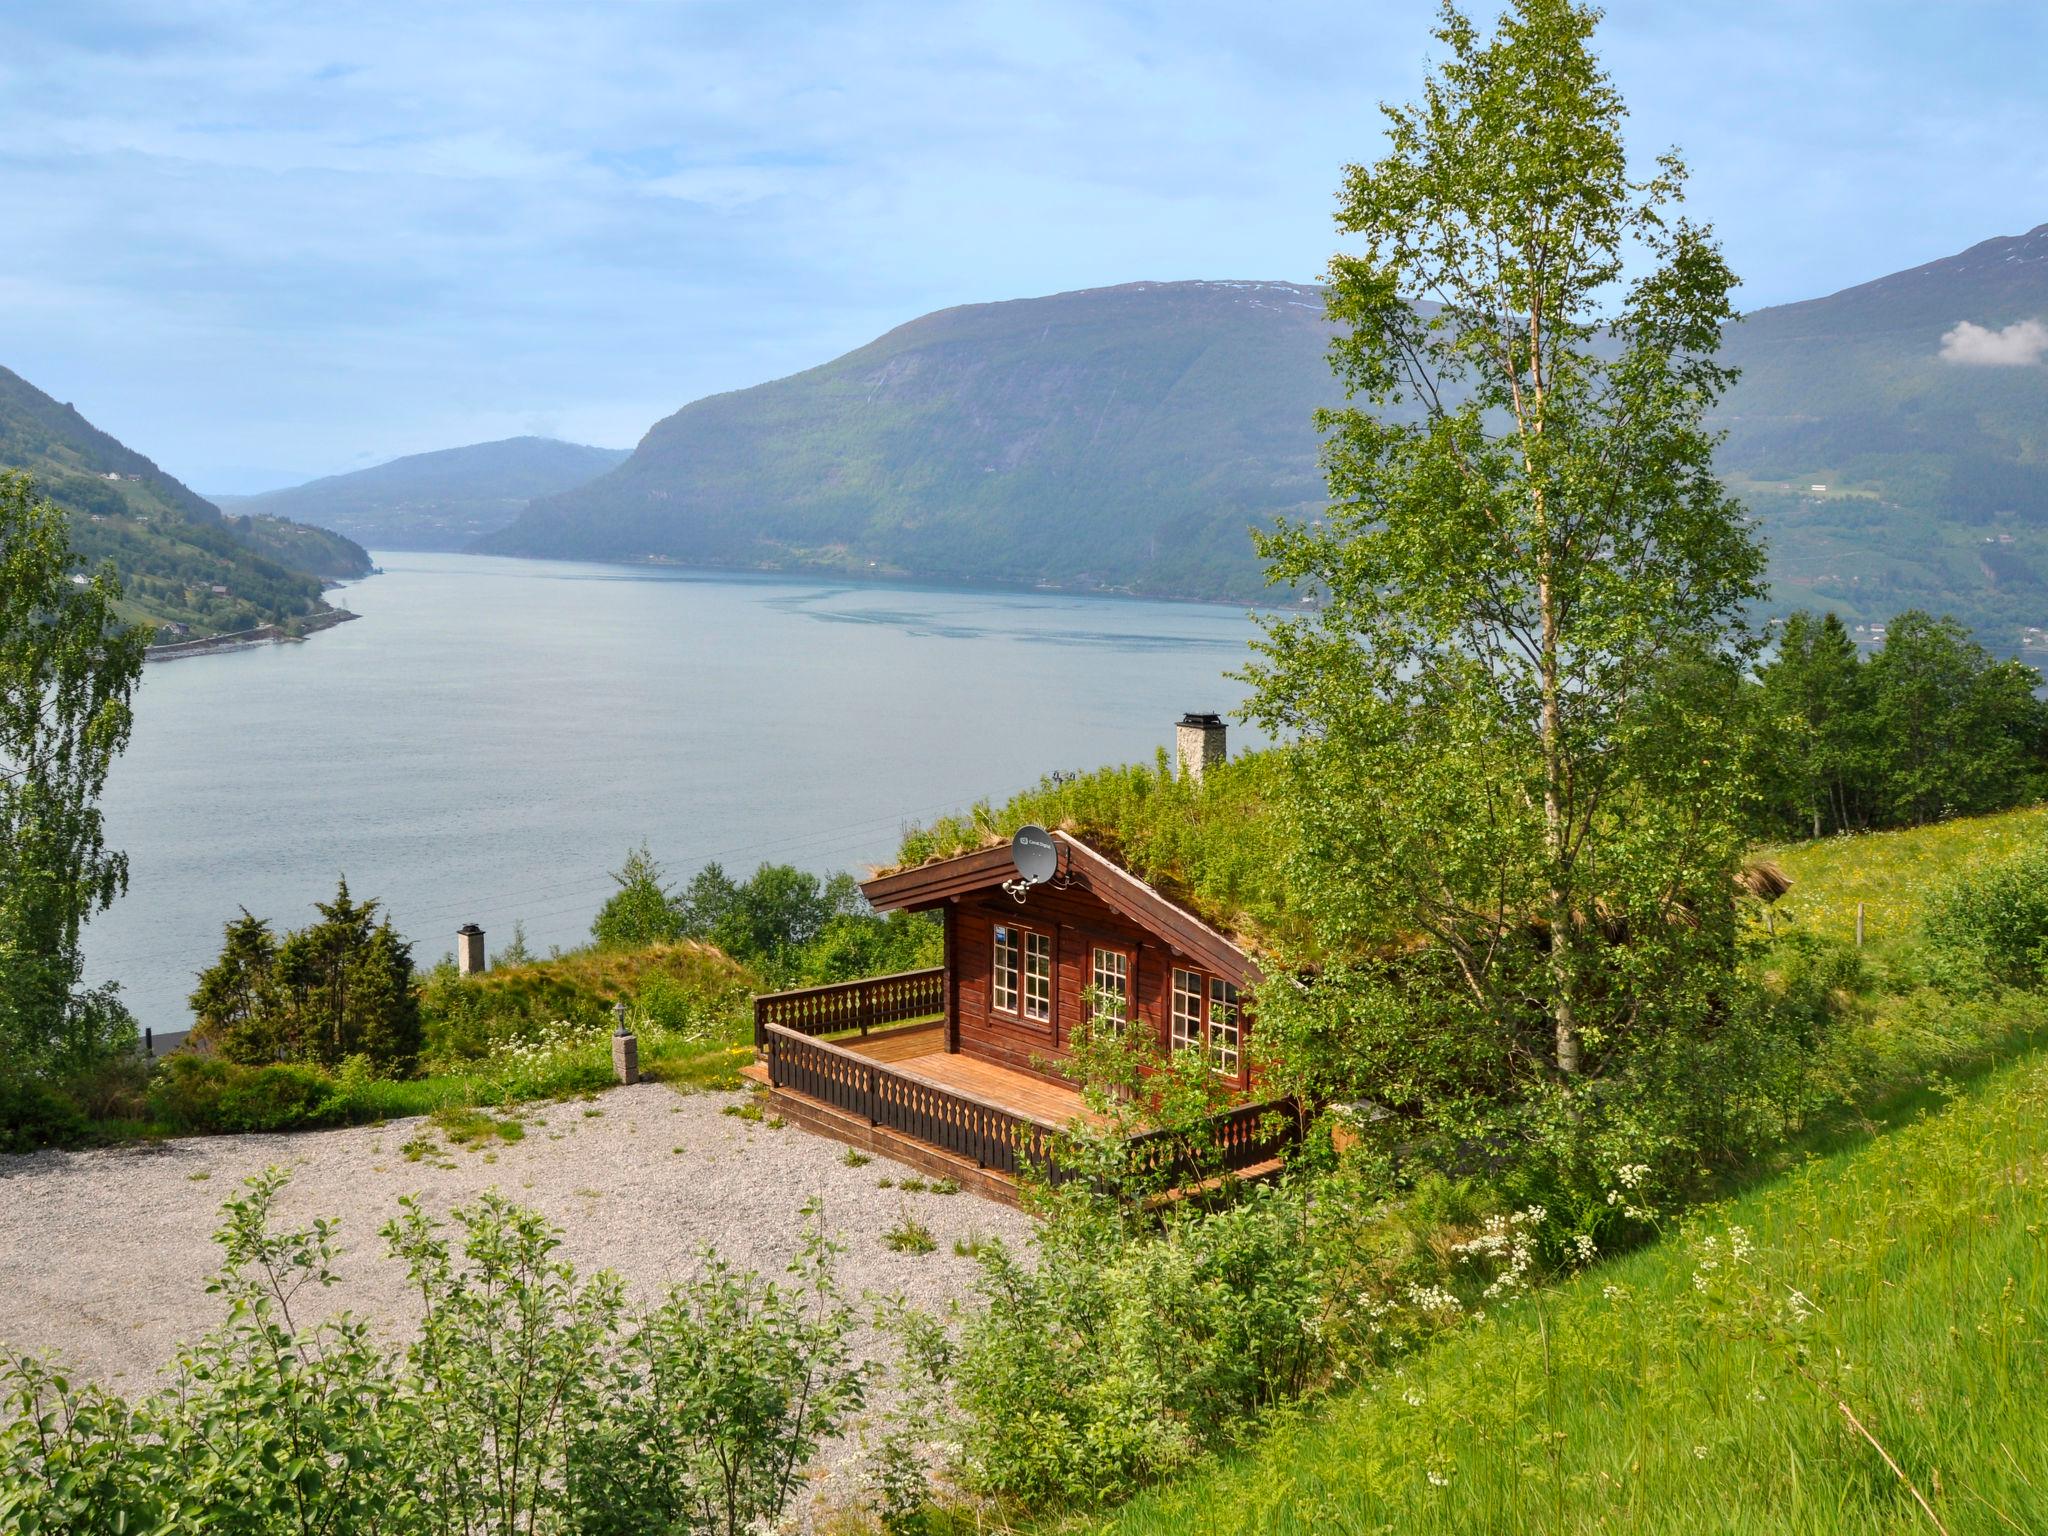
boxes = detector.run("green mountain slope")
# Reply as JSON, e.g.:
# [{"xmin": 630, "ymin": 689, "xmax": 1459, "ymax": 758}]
[
  {"xmin": 1, "ymin": 365, "xmax": 370, "ymax": 639},
  {"xmin": 481, "ymin": 281, "xmax": 1337, "ymax": 600},
  {"xmin": 483, "ymin": 234, "xmax": 2048, "ymax": 643},
  {"xmin": 1714, "ymin": 222, "xmax": 2048, "ymax": 644},
  {"xmin": 218, "ymin": 436, "xmax": 629, "ymax": 551}
]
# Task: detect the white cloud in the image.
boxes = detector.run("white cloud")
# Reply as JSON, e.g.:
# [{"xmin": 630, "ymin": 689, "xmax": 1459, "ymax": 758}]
[{"xmin": 1939, "ymin": 317, "xmax": 2048, "ymax": 366}]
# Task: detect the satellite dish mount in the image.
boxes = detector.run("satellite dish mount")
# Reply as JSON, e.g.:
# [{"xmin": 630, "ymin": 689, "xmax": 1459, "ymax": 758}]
[{"xmin": 1003, "ymin": 825, "xmax": 1058, "ymax": 904}]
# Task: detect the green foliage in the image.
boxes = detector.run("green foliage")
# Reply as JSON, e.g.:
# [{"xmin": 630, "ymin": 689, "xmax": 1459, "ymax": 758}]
[
  {"xmin": 1921, "ymin": 841, "xmax": 2048, "ymax": 991},
  {"xmin": 898, "ymin": 752, "xmax": 1291, "ymax": 945},
  {"xmin": 592, "ymin": 844, "xmax": 938, "ymax": 983},
  {"xmin": 592, "ymin": 843, "xmax": 687, "ymax": 949},
  {"xmin": 1, "ymin": 363, "xmax": 365, "ymax": 638},
  {"xmin": 146, "ymin": 1055, "xmax": 346, "ymax": 1135},
  {"xmin": 0, "ymin": 1173, "xmax": 872, "ymax": 1536},
  {"xmin": 0, "ymin": 1070, "xmax": 88, "ymax": 1152},
  {"xmin": 1757, "ymin": 608, "xmax": 2048, "ymax": 838},
  {"xmin": 1091, "ymin": 1050, "xmax": 2048, "ymax": 1536},
  {"xmin": 1245, "ymin": 3, "xmax": 1764, "ymax": 1208},
  {"xmin": 0, "ymin": 469, "xmax": 146, "ymax": 1086},
  {"xmin": 189, "ymin": 879, "xmax": 422, "ymax": 1073}
]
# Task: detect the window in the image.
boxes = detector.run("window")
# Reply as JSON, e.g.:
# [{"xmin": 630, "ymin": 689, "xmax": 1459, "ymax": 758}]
[
  {"xmin": 1171, "ymin": 968, "xmax": 1203, "ymax": 1052},
  {"xmin": 1024, "ymin": 931, "xmax": 1053, "ymax": 1020},
  {"xmin": 1170, "ymin": 967, "xmax": 1244, "ymax": 1079},
  {"xmin": 1208, "ymin": 978, "xmax": 1241, "ymax": 1078},
  {"xmin": 1091, "ymin": 946, "xmax": 1129, "ymax": 1022},
  {"xmin": 992, "ymin": 924, "xmax": 1020, "ymax": 1013}
]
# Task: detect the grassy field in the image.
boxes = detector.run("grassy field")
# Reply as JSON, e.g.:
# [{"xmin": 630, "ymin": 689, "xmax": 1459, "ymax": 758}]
[
  {"xmin": 1766, "ymin": 804, "xmax": 2048, "ymax": 951},
  {"xmin": 1083, "ymin": 1045, "xmax": 2048, "ymax": 1536}
]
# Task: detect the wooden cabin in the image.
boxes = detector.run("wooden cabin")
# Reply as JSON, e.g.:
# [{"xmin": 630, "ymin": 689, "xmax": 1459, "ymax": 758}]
[{"xmin": 747, "ymin": 829, "xmax": 1289, "ymax": 1202}]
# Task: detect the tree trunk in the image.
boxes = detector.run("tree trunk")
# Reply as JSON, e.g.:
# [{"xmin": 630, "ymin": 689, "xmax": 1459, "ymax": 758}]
[{"xmin": 1539, "ymin": 558, "xmax": 1579, "ymax": 1077}]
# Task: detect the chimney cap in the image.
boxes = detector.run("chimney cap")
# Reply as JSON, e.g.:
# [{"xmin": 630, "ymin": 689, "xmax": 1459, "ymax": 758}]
[
  {"xmin": 456, "ymin": 923, "xmax": 483, "ymax": 936},
  {"xmin": 1178, "ymin": 711, "xmax": 1225, "ymax": 729}
]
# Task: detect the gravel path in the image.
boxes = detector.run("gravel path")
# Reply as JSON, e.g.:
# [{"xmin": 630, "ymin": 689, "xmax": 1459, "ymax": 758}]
[{"xmin": 0, "ymin": 1081, "xmax": 1033, "ymax": 1392}]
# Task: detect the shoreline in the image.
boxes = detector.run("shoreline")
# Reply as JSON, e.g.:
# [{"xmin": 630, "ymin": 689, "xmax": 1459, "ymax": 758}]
[{"xmin": 145, "ymin": 606, "xmax": 359, "ymax": 663}]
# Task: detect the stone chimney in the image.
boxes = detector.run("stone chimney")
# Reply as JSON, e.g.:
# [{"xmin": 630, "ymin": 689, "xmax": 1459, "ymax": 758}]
[
  {"xmin": 1176, "ymin": 712, "xmax": 1227, "ymax": 784},
  {"xmin": 456, "ymin": 923, "xmax": 486, "ymax": 976}
]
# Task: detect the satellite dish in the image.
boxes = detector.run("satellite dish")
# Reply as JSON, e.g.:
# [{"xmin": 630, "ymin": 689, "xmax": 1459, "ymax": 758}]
[{"xmin": 1011, "ymin": 825, "xmax": 1058, "ymax": 885}]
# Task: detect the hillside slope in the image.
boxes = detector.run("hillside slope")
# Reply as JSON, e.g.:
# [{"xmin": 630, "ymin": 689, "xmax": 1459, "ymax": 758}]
[
  {"xmin": 1717, "ymin": 222, "xmax": 2048, "ymax": 643},
  {"xmin": 482, "ymin": 281, "xmax": 1337, "ymax": 600},
  {"xmin": 220, "ymin": 436, "xmax": 628, "ymax": 550},
  {"xmin": 485, "ymin": 233, "xmax": 2048, "ymax": 642},
  {"xmin": 1, "ymin": 365, "xmax": 369, "ymax": 638}
]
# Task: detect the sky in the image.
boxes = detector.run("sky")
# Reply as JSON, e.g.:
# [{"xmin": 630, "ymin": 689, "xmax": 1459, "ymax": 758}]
[{"xmin": 3, "ymin": 0, "xmax": 2046, "ymax": 494}]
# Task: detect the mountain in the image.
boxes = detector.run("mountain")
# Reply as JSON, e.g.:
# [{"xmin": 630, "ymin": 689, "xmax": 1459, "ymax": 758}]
[
  {"xmin": 220, "ymin": 437, "xmax": 630, "ymax": 551},
  {"xmin": 481, "ymin": 233, "xmax": 2048, "ymax": 648},
  {"xmin": 1711, "ymin": 223, "xmax": 2048, "ymax": 644},
  {"xmin": 481, "ymin": 282, "xmax": 1336, "ymax": 599},
  {"xmin": 0, "ymin": 365, "xmax": 370, "ymax": 640}
]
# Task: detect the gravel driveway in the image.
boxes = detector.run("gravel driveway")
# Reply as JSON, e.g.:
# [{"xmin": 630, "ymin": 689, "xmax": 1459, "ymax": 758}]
[{"xmin": 0, "ymin": 1081, "xmax": 1033, "ymax": 1391}]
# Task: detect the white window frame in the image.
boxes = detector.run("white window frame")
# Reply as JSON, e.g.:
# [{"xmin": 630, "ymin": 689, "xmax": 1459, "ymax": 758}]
[
  {"xmin": 1023, "ymin": 930, "xmax": 1054, "ymax": 1021},
  {"xmin": 992, "ymin": 924, "xmax": 1021, "ymax": 1014},
  {"xmin": 1207, "ymin": 977, "xmax": 1241, "ymax": 1078},
  {"xmin": 1171, "ymin": 967, "xmax": 1204, "ymax": 1053},
  {"xmin": 1090, "ymin": 945, "xmax": 1130, "ymax": 1023}
]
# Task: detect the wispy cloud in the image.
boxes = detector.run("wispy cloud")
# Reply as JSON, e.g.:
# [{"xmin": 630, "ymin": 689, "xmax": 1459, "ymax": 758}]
[
  {"xmin": 0, "ymin": 1, "xmax": 2044, "ymax": 491},
  {"xmin": 1940, "ymin": 317, "xmax": 2048, "ymax": 366}
]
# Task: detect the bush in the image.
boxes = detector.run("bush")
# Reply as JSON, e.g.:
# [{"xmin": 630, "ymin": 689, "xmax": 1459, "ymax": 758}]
[
  {"xmin": 1922, "ymin": 843, "xmax": 2048, "ymax": 991},
  {"xmin": 0, "ymin": 1071, "xmax": 87, "ymax": 1153},
  {"xmin": 0, "ymin": 1171, "xmax": 872, "ymax": 1536},
  {"xmin": 147, "ymin": 1056, "xmax": 343, "ymax": 1134}
]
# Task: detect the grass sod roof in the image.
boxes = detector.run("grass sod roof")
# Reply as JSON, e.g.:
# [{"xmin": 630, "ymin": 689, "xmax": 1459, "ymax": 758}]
[{"xmin": 881, "ymin": 749, "xmax": 1795, "ymax": 965}]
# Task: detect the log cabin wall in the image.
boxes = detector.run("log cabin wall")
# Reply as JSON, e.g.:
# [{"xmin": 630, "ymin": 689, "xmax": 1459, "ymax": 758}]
[{"xmin": 948, "ymin": 884, "xmax": 1252, "ymax": 1091}]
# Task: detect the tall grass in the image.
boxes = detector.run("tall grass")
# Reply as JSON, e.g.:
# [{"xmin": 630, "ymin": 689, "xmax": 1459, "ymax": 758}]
[
  {"xmin": 1089, "ymin": 1049, "xmax": 2048, "ymax": 1536},
  {"xmin": 1767, "ymin": 803, "xmax": 2048, "ymax": 951}
]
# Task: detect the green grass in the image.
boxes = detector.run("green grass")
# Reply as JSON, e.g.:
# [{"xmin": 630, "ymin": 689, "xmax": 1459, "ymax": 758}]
[
  {"xmin": 1766, "ymin": 804, "xmax": 2048, "ymax": 952},
  {"xmin": 1086, "ymin": 1048, "xmax": 2048, "ymax": 1536}
]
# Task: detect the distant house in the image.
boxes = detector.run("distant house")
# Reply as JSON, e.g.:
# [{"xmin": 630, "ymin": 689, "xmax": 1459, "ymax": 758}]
[{"xmin": 209, "ymin": 584, "xmax": 229, "ymax": 596}]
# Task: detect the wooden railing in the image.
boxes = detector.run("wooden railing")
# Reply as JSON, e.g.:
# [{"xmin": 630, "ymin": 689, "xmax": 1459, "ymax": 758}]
[
  {"xmin": 763, "ymin": 1024, "xmax": 1062, "ymax": 1175},
  {"xmin": 1128, "ymin": 1099, "xmax": 1301, "ymax": 1184},
  {"xmin": 752, "ymin": 967, "xmax": 945, "ymax": 1047},
  {"xmin": 762, "ymin": 1022, "xmax": 1298, "ymax": 1184}
]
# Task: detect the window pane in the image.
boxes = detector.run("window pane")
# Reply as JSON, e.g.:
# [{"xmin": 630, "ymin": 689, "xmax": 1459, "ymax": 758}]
[
  {"xmin": 993, "ymin": 925, "xmax": 1020, "ymax": 1013},
  {"xmin": 1024, "ymin": 931, "xmax": 1053, "ymax": 1020},
  {"xmin": 1171, "ymin": 968, "xmax": 1203, "ymax": 1053},
  {"xmin": 1208, "ymin": 978, "xmax": 1240, "ymax": 1076},
  {"xmin": 1091, "ymin": 947, "xmax": 1128, "ymax": 1022}
]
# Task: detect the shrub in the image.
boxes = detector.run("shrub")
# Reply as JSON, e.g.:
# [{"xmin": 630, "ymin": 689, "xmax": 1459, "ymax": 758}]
[
  {"xmin": 0, "ymin": 1071, "xmax": 87, "ymax": 1153},
  {"xmin": 1922, "ymin": 843, "xmax": 2048, "ymax": 990},
  {"xmin": 0, "ymin": 1172, "xmax": 873, "ymax": 1536},
  {"xmin": 189, "ymin": 882, "xmax": 422, "ymax": 1073},
  {"xmin": 147, "ymin": 1055, "xmax": 343, "ymax": 1135}
]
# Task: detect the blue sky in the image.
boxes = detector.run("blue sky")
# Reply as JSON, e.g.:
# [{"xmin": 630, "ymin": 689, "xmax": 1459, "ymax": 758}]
[{"xmin": 3, "ymin": 0, "xmax": 2045, "ymax": 493}]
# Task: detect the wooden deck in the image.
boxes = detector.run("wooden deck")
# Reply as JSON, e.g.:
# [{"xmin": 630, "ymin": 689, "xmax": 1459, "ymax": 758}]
[{"xmin": 837, "ymin": 1023, "xmax": 1101, "ymax": 1127}]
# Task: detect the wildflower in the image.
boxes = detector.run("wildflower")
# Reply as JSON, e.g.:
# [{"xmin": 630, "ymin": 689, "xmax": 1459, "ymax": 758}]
[
  {"xmin": 1427, "ymin": 1469, "xmax": 1450, "ymax": 1487},
  {"xmin": 1692, "ymin": 1445, "xmax": 1709, "ymax": 1460},
  {"xmin": 1403, "ymin": 1388, "xmax": 1425, "ymax": 1408},
  {"xmin": 1571, "ymin": 1233, "xmax": 1596, "ymax": 1264}
]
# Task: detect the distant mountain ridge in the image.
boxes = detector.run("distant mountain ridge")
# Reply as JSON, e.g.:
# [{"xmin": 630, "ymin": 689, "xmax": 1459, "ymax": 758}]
[
  {"xmin": 222, "ymin": 436, "xmax": 629, "ymax": 550},
  {"xmin": 0, "ymin": 365, "xmax": 369, "ymax": 639},
  {"xmin": 482, "ymin": 281, "xmax": 1338, "ymax": 600},
  {"xmin": 482, "ymin": 232, "xmax": 2048, "ymax": 649}
]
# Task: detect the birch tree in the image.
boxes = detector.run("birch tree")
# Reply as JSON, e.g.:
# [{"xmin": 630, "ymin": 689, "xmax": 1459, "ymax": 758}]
[{"xmin": 1246, "ymin": 0, "xmax": 1764, "ymax": 1088}]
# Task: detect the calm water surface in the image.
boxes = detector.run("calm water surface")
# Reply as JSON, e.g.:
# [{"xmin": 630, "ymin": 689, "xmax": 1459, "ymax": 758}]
[{"xmin": 89, "ymin": 554, "xmax": 1264, "ymax": 1029}]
